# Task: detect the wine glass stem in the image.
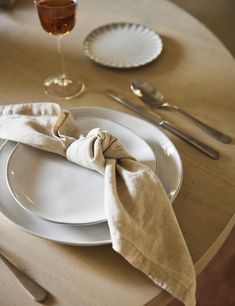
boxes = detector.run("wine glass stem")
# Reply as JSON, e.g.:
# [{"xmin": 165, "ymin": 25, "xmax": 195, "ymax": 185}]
[{"xmin": 57, "ymin": 35, "xmax": 66, "ymax": 80}]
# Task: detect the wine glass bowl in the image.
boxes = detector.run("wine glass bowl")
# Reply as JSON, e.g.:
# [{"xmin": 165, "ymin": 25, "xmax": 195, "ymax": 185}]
[{"xmin": 34, "ymin": 0, "xmax": 85, "ymax": 100}]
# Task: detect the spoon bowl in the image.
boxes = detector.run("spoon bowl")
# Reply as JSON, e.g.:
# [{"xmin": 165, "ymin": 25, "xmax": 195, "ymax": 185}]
[{"xmin": 131, "ymin": 80, "xmax": 165, "ymax": 105}]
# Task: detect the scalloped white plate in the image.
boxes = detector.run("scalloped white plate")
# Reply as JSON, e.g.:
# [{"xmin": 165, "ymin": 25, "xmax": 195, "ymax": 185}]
[{"xmin": 83, "ymin": 23, "xmax": 163, "ymax": 68}]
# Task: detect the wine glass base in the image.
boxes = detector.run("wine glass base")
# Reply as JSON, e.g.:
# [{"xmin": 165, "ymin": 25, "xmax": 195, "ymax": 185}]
[{"xmin": 44, "ymin": 76, "xmax": 85, "ymax": 100}]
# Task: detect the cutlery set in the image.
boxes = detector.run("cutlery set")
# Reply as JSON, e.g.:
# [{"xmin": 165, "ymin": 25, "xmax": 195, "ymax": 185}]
[
  {"xmin": 130, "ymin": 80, "xmax": 231, "ymax": 144},
  {"xmin": 107, "ymin": 80, "xmax": 231, "ymax": 159}
]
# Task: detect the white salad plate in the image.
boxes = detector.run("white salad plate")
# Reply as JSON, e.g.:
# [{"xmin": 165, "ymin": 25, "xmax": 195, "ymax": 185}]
[
  {"xmin": 0, "ymin": 107, "xmax": 183, "ymax": 246},
  {"xmin": 7, "ymin": 115, "xmax": 156, "ymax": 225},
  {"xmin": 83, "ymin": 23, "xmax": 163, "ymax": 68}
]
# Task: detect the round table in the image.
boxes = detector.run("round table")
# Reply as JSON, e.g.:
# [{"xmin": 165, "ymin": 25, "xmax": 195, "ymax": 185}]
[{"xmin": 0, "ymin": 0, "xmax": 234, "ymax": 305}]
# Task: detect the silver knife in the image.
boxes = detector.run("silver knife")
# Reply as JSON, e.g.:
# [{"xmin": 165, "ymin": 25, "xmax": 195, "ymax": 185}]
[{"xmin": 106, "ymin": 90, "xmax": 219, "ymax": 160}]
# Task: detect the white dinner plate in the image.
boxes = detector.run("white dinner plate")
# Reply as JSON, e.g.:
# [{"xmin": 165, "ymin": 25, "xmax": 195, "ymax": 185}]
[
  {"xmin": 0, "ymin": 141, "xmax": 111, "ymax": 246},
  {"xmin": 7, "ymin": 116, "xmax": 156, "ymax": 225},
  {"xmin": 83, "ymin": 23, "xmax": 163, "ymax": 68},
  {"xmin": 0, "ymin": 107, "xmax": 183, "ymax": 246}
]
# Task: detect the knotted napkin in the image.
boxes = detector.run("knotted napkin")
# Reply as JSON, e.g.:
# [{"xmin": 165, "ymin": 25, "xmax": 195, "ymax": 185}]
[{"xmin": 0, "ymin": 103, "xmax": 196, "ymax": 306}]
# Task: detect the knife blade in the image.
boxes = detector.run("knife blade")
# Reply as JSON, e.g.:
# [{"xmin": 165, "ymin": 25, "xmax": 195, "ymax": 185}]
[
  {"xmin": 106, "ymin": 89, "xmax": 219, "ymax": 160},
  {"xmin": 106, "ymin": 90, "xmax": 165, "ymax": 125}
]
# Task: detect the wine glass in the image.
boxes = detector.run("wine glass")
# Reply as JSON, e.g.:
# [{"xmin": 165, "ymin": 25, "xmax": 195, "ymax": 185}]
[{"xmin": 34, "ymin": 0, "xmax": 85, "ymax": 100}]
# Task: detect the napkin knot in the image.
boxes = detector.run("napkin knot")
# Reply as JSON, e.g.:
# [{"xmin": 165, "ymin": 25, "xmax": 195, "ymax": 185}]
[{"xmin": 65, "ymin": 128, "xmax": 133, "ymax": 174}]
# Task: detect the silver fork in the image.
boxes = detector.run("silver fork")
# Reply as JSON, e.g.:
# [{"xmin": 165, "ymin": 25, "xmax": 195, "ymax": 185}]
[{"xmin": 131, "ymin": 79, "xmax": 231, "ymax": 144}]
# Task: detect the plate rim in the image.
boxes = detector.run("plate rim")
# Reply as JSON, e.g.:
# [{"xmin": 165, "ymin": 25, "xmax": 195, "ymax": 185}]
[
  {"xmin": 83, "ymin": 22, "xmax": 163, "ymax": 68},
  {"xmin": 6, "ymin": 116, "xmax": 157, "ymax": 225},
  {"xmin": 0, "ymin": 142, "xmax": 111, "ymax": 246},
  {"xmin": 0, "ymin": 106, "xmax": 183, "ymax": 246}
]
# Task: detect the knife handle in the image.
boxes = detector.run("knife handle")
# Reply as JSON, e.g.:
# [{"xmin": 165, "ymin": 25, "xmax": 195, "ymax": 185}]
[
  {"xmin": 0, "ymin": 252, "xmax": 48, "ymax": 302},
  {"xmin": 161, "ymin": 121, "xmax": 219, "ymax": 160}
]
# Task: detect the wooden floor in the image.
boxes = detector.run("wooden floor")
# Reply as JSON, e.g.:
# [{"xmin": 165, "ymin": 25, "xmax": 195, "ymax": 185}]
[{"xmin": 167, "ymin": 1, "xmax": 235, "ymax": 305}]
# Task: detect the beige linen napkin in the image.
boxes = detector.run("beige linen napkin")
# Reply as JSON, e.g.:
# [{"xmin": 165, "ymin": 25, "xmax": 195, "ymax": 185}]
[{"xmin": 0, "ymin": 103, "xmax": 196, "ymax": 306}]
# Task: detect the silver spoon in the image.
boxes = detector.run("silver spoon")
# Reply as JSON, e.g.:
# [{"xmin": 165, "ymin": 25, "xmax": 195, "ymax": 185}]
[
  {"xmin": 131, "ymin": 80, "xmax": 231, "ymax": 144},
  {"xmin": 0, "ymin": 251, "xmax": 48, "ymax": 302}
]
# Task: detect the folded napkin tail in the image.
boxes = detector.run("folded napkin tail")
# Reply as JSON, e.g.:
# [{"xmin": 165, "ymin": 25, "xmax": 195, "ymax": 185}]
[
  {"xmin": 112, "ymin": 237, "xmax": 196, "ymax": 306},
  {"xmin": 104, "ymin": 159, "xmax": 196, "ymax": 306}
]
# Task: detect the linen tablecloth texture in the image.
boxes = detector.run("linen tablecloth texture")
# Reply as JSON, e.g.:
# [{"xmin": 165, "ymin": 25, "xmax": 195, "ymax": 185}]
[{"xmin": 0, "ymin": 103, "xmax": 196, "ymax": 306}]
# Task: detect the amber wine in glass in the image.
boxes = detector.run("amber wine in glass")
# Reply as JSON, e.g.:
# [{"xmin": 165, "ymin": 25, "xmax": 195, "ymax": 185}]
[{"xmin": 35, "ymin": 0, "xmax": 84, "ymax": 99}]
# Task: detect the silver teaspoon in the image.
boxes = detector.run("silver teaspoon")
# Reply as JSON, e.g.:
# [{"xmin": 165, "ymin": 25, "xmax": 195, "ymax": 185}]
[
  {"xmin": 131, "ymin": 79, "xmax": 231, "ymax": 144},
  {"xmin": 0, "ymin": 251, "xmax": 48, "ymax": 303}
]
